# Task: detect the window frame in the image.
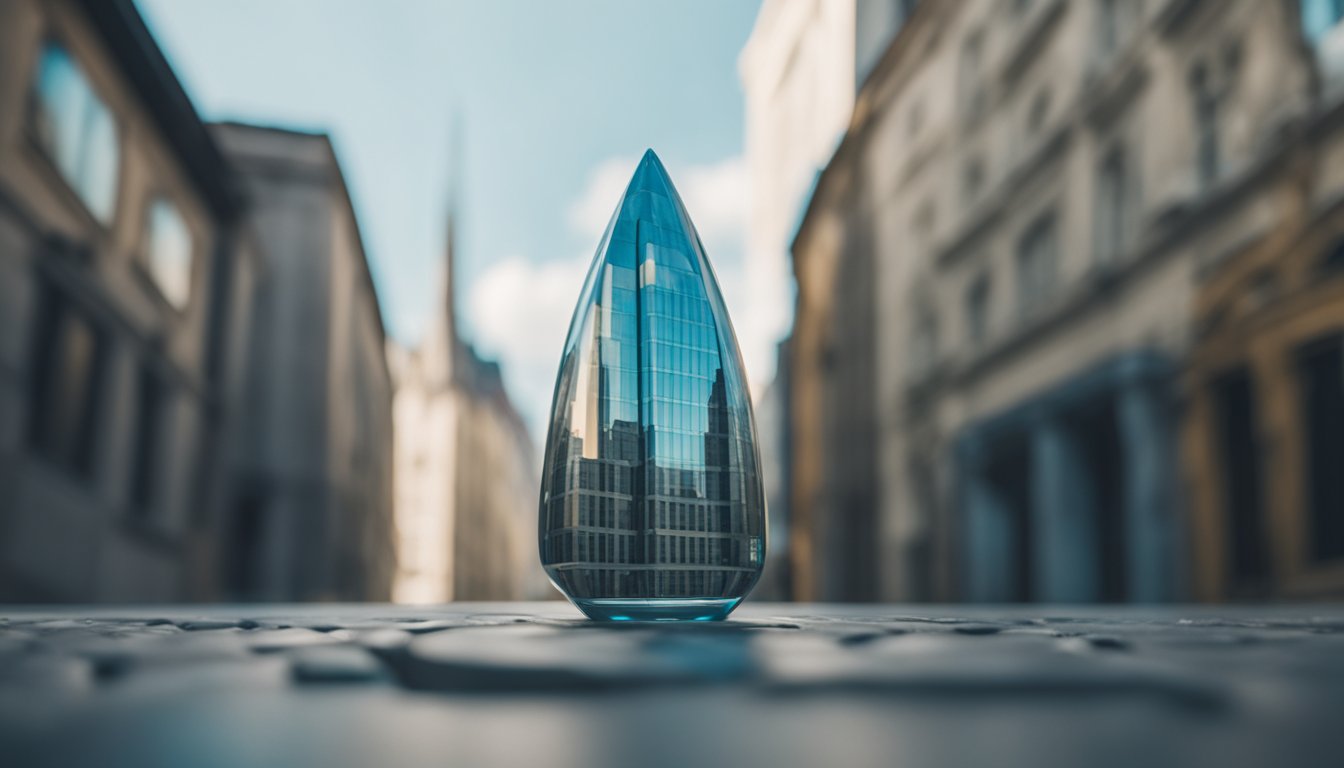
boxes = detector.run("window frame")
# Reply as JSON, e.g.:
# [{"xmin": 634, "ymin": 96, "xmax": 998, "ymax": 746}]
[
  {"xmin": 1093, "ymin": 145, "xmax": 1130, "ymax": 265},
  {"xmin": 965, "ymin": 271, "xmax": 992, "ymax": 350},
  {"xmin": 25, "ymin": 276, "xmax": 109, "ymax": 482},
  {"xmin": 135, "ymin": 194, "xmax": 197, "ymax": 313},
  {"xmin": 24, "ymin": 35, "xmax": 124, "ymax": 230},
  {"xmin": 1015, "ymin": 211, "xmax": 1059, "ymax": 317},
  {"xmin": 127, "ymin": 359, "xmax": 170, "ymax": 524},
  {"xmin": 959, "ymin": 29, "xmax": 988, "ymax": 121}
]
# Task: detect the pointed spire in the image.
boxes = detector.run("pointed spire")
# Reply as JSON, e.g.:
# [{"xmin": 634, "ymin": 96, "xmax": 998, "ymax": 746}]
[
  {"xmin": 442, "ymin": 110, "xmax": 463, "ymax": 346},
  {"xmin": 624, "ymin": 147, "xmax": 677, "ymax": 199}
]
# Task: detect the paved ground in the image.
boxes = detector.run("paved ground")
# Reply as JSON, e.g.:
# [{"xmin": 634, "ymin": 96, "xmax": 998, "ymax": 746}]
[{"xmin": 2, "ymin": 602, "xmax": 1342, "ymax": 768}]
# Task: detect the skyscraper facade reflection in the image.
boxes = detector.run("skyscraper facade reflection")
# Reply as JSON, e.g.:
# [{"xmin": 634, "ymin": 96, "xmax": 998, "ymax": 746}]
[{"xmin": 540, "ymin": 150, "xmax": 765, "ymax": 621}]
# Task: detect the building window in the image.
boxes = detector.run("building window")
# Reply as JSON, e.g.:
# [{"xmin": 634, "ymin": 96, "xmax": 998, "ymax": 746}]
[
  {"xmin": 1093, "ymin": 146, "xmax": 1130, "ymax": 264},
  {"xmin": 1095, "ymin": 0, "xmax": 1138, "ymax": 60},
  {"xmin": 959, "ymin": 31, "xmax": 987, "ymax": 119},
  {"xmin": 143, "ymin": 198, "xmax": 194, "ymax": 309},
  {"xmin": 1016, "ymin": 212, "xmax": 1058, "ymax": 315},
  {"xmin": 1026, "ymin": 88, "xmax": 1051, "ymax": 138},
  {"xmin": 28, "ymin": 42, "xmax": 120, "ymax": 224},
  {"xmin": 27, "ymin": 282, "xmax": 107, "ymax": 478},
  {"xmin": 1097, "ymin": 0, "xmax": 1120, "ymax": 55},
  {"xmin": 963, "ymin": 155, "xmax": 986, "ymax": 203},
  {"xmin": 1211, "ymin": 368, "xmax": 1269, "ymax": 586},
  {"xmin": 1296, "ymin": 334, "xmax": 1344, "ymax": 563},
  {"xmin": 1189, "ymin": 63, "xmax": 1222, "ymax": 190},
  {"xmin": 128, "ymin": 364, "xmax": 167, "ymax": 517},
  {"xmin": 912, "ymin": 304, "xmax": 940, "ymax": 372},
  {"xmin": 1302, "ymin": 0, "xmax": 1344, "ymax": 44},
  {"xmin": 914, "ymin": 200, "xmax": 937, "ymax": 250},
  {"xmin": 1322, "ymin": 237, "xmax": 1344, "ymax": 274},
  {"xmin": 965, "ymin": 273, "xmax": 991, "ymax": 349}
]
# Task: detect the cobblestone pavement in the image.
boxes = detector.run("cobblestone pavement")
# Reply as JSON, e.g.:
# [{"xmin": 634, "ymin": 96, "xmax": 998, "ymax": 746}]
[{"xmin": 2, "ymin": 602, "xmax": 1343, "ymax": 768}]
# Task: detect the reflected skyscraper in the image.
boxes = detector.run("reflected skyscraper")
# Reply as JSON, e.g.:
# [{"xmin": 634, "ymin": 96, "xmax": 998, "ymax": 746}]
[{"xmin": 540, "ymin": 150, "xmax": 765, "ymax": 621}]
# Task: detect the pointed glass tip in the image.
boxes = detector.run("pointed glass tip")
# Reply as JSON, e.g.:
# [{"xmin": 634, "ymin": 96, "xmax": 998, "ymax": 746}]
[
  {"xmin": 538, "ymin": 154, "xmax": 766, "ymax": 622},
  {"xmin": 624, "ymin": 148, "xmax": 676, "ymax": 200}
]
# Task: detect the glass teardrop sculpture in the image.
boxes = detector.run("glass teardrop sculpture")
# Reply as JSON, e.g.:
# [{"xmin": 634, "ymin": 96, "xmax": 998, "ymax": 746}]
[{"xmin": 539, "ymin": 149, "xmax": 766, "ymax": 621}]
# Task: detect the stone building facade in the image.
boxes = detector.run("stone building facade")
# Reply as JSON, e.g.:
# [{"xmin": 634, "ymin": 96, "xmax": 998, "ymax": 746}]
[
  {"xmin": 450, "ymin": 342, "xmax": 546, "ymax": 601},
  {"xmin": 1184, "ymin": 1, "xmax": 1344, "ymax": 602},
  {"xmin": 388, "ymin": 338, "xmax": 458, "ymax": 604},
  {"xmin": 739, "ymin": 0, "xmax": 859, "ymax": 600},
  {"xmin": 0, "ymin": 0, "xmax": 262, "ymax": 601},
  {"xmin": 391, "ymin": 213, "xmax": 545, "ymax": 603},
  {"xmin": 790, "ymin": 0, "xmax": 1329, "ymax": 602},
  {"xmin": 212, "ymin": 123, "xmax": 396, "ymax": 602}
]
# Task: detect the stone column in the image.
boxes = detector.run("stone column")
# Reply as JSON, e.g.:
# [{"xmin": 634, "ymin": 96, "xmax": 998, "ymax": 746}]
[
  {"xmin": 1119, "ymin": 379, "xmax": 1174, "ymax": 602},
  {"xmin": 1031, "ymin": 417, "xmax": 1100, "ymax": 602},
  {"xmin": 964, "ymin": 471, "xmax": 1017, "ymax": 602}
]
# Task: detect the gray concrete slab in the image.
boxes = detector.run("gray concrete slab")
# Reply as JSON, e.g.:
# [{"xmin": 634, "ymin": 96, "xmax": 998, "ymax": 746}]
[{"xmin": 1, "ymin": 602, "xmax": 1341, "ymax": 768}]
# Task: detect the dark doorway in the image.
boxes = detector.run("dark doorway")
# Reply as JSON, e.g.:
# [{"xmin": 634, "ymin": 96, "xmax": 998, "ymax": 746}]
[
  {"xmin": 1211, "ymin": 367, "xmax": 1269, "ymax": 588},
  {"xmin": 985, "ymin": 434, "xmax": 1034, "ymax": 602},
  {"xmin": 226, "ymin": 493, "xmax": 265, "ymax": 599},
  {"xmin": 1071, "ymin": 397, "xmax": 1127, "ymax": 602},
  {"xmin": 1296, "ymin": 335, "xmax": 1344, "ymax": 564}
]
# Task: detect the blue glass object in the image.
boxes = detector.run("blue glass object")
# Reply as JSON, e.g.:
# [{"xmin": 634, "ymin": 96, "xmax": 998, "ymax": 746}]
[{"xmin": 539, "ymin": 150, "xmax": 766, "ymax": 622}]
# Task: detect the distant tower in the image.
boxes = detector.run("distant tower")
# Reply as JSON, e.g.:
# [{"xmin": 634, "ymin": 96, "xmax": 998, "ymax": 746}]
[{"xmin": 390, "ymin": 113, "xmax": 467, "ymax": 604}]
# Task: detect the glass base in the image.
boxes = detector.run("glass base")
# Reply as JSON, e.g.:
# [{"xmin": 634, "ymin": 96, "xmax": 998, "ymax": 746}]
[{"xmin": 572, "ymin": 597, "xmax": 742, "ymax": 622}]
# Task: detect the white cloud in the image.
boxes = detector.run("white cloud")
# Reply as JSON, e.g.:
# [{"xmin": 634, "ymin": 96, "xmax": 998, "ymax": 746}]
[
  {"xmin": 466, "ymin": 253, "xmax": 591, "ymax": 437},
  {"xmin": 566, "ymin": 156, "xmax": 638, "ymax": 244},
  {"xmin": 677, "ymin": 154, "xmax": 748, "ymax": 251}
]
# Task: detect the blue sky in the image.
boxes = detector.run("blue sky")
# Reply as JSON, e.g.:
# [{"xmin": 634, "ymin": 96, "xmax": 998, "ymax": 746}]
[{"xmin": 137, "ymin": 0, "xmax": 765, "ymax": 438}]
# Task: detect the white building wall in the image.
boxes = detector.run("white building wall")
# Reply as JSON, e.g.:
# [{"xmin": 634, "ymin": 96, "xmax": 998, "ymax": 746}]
[
  {"xmin": 739, "ymin": 0, "xmax": 856, "ymax": 389},
  {"xmin": 389, "ymin": 336, "xmax": 459, "ymax": 605}
]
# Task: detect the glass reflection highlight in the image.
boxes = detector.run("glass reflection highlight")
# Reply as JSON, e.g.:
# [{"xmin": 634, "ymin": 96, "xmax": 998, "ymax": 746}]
[{"xmin": 540, "ymin": 150, "xmax": 765, "ymax": 621}]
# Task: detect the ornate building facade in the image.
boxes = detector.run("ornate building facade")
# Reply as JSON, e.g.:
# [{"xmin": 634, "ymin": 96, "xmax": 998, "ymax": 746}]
[
  {"xmin": 0, "ymin": 0, "xmax": 263, "ymax": 600},
  {"xmin": 790, "ymin": 0, "xmax": 1334, "ymax": 602},
  {"xmin": 1184, "ymin": 0, "xmax": 1344, "ymax": 601}
]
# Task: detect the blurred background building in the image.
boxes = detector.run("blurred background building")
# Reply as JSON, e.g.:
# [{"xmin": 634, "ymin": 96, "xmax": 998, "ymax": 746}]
[
  {"xmin": 0, "ymin": 0, "xmax": 398, "ymax": 602},
  {"xmin": 450, "ymin": 341, "xmax": 546, "ymax": 599},
  {"xmin": 0, "ymin": 0, "xmax": 263, "ymax": 600},
  {"xmin": 388, "ymin": 322, "xmax": 457, "ymax": 603},
  {"xmin": 738, "ymin": 0, "xmax": 861, "ymax": 600},
  {"xmin": 213, "ymin": 122, "xmax": 396, "ymax": 602},
  {"xmin": 390, "ymin": 195, "xmax": 545, "ymax": 604},
  {"xmin": 784, "ymin": 0, "xmax": 1344, "ymax": 603}
]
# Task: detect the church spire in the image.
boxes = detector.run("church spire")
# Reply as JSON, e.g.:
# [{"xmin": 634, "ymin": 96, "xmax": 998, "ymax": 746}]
[{"xmin": 442, "ymin": 110, "xmax": 463, "ymax": 348}]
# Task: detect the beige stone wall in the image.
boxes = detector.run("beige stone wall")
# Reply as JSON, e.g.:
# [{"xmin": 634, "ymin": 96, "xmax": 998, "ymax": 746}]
[
  {"xmin": 790, "ymin": 0, "xmax": 1323, "ymax": 601},
  {"xmin": 389, "ymin": 327, "xmax": 459, "ymax": 603}
]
